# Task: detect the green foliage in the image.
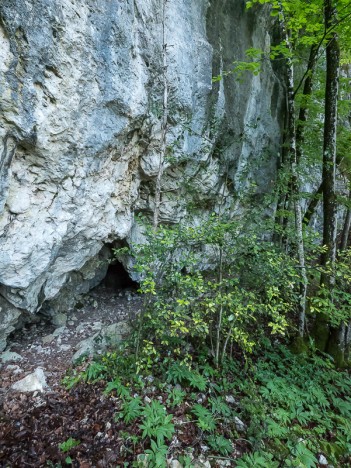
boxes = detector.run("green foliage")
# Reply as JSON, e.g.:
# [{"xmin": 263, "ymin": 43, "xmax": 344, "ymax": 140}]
[
  {"xmin": 236, "ymin": 346, "xmax": 351, "ymax": 466},
  {"xmin": 119, "ymin": 430, "xmax": 140, "ymax": 451},
  {"xmin": 178, "ymin": 455, "xmax": 193, "ymax": 467},
  {"xmin": 84, "ymin": 361, "xmax": 106, "ymax": 382},
  {"xmin": 139, "ymin": 400, "xmax": 175, "ymax": 445},
  {"xmin": 62, "ymin": 370, "xmax": 82, "ymax": 390},
  {"xmin": 187, "ymin": 371, "xmax": 208, "ymax": 391},
  {"xmin": 310, "ymin": 249, "xmax": 351, "ymax": 327},
  {"xmin": 105, "ymin": 378, "xmax": 131, "ymax": 398},
  {"xmin": 192, "ymin": 404, "xmax": 217, "ymax": 432},
  {"xmin": 166, "ymin": 363, "xmax": 208, "ymax": 391},
  {"xmin": 121, "ymin": 214, "xmax": 299, "ymax": 368},
  {"xmin": 212, "ymin": 48, "xmax": 262, "ymax": 82},
  {"xmin": 58, "ymin": 437, "xmax": 80, "ymax": 453},
  {"xmin": 143, "ymin": 439, "xmax": 168, "ymax": 468},
  {"xmin": 166, "ymin": 362, "xmax": 192, "ymax": 385},
  {"xmin": 207, "ymin": 434, "xmax": 233, "ymax": 455},
  {"xmin": 236, "ymin": 451, "xmax": 279, "ymax": 467},
  {"xmin": 209, "ymin": 396, "xmax": 231, "ymax": 417},
  {"xmin": 117, "ymin": 396, "xmax": 143, "ymax": 423},
  {"xmin": 247, "ymin": 0, "xmax": 351, "ymax": 60},
  {"xmin": 166, "ymin": 387, "xmax": 186, "ymax": 407},
  {"xmin": 61, "ymin": 339, "xmax": 351, "ymax": 466}
]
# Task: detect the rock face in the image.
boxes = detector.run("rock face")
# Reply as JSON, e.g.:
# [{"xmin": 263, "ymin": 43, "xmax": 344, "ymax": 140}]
[{"xmin": 0, "ymin": 0, "xmax": 284, "ymax": 349}]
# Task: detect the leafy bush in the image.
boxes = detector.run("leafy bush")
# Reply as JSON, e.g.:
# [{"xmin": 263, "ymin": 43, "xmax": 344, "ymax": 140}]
[
  {"xmin": 310, "ymin": 249, "xmax": 351, "ymax": 327},
  {"xmin": 116, "ymin": 214, "xmax": 299, "ymax": 368}
]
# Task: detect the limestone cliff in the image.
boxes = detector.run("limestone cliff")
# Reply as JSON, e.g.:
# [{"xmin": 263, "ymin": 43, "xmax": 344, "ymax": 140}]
[{"xmin": 0, "ymin": 0, "xmax": 284, "ymax": 350}]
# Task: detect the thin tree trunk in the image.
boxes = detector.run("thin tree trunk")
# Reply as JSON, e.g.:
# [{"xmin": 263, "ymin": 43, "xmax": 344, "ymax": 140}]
[
  {"xmin": 339, "ymin": 191, "xmax": 351, "ymax": 250},
  {"xmin": 215, "ymin": 247, "xmax": 224, "ymax": 367},
  {"xmin": 222, "ymin": 322, "xmax": 235, "ymax": 363},
  {"xmin": 292, "ymin": 43, "xmax": 318, "ymax": 335},
  {"xmin": 336, "ymin": 190, "xmax": 351, "ymax": 363},
  {"xmin": 321, "ymin": 1, "xmax": 340, "ymax": 286},
  {"xmin": 273, "ymin": 106, "xmax": 290, "ymax": 247},
  {"xmin": 303, "ymin": 168, "xmax": 345, "ymax": 229},
  {"xmin": 278, "ymin": 2, "xmax": 308, "ymax": 337},
  {"xmin": 321, "ymin": 0, "xmax": 342, "ymax": 363},
  {"xmin": 274, "ymin": 45, "xmax": 317, "ymax": 252},
  {"xmin": 303, "ymin": 182, "xmax": 323, "ymax": 225},
  {"xmin": 296, "ymin": 44, "xmax": 318, "ymax": 165},
  {"xmin": 153, "ymin": 0, "xmax": 168, "ymax": 230}
]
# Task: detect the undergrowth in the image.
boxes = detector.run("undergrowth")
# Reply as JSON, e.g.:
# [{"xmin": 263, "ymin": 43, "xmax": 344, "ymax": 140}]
[
  {"xmin": 60, "ymin": 216, "xmax": 351, "ymax": 466},
  {"xmin": 62, "ymin": 343, "xmax": 351, "ymax": 467}
]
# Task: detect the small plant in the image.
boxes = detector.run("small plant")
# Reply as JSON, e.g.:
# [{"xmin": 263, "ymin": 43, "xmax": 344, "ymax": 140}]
[
  {"xmin": 166, "ymin": 362, "xmax": 207, "ymax": 391},
  {"xmin": 58, "ymin": 437, "xmax": 80, "ymax": 453},
  {"xmin": 117, "ymin": 396, "xmax": 143, "ymax": 423},
  {"xmin": 178, "ymin": 454, "xmax": 193, "ymax": 467},
  {"xmin": 140, "ymin": 400, "xmax": 175, "ymax": 445},
  {"xmin": 143, "ymin": 439, "xmax": 169, "ymax": 467},
  {"xmin": 105, "ymin": 378, "xmax": 131, "ymax": 398},
  {"xmin": 84, "ymin": 362, "xmax": 106, "ymax": 382},
  {"xmin": 62, "ymin": 370, "xmax": 82, "ymax": 390},
  {"xmin": 119, "ymin": 431, "xmax": 140, "ymax": 454},
  {"xmin": 192, "ymin": 404, "xmax": 216, "ymax": 432},
  {"xmin": 207, "ymin": 434, "xmax": 233, "ymax": 455},
  {"xmin": 209, "ymin": 396, "xmax": 231, "ymax": 417},
  {"xmin": 166, "ymin": 387, "xmax": 186, "ymax": 408},
  {"xmin": 236, "ymin": 451, "xmax": 279, "ymax": 467},
  {"xmin": 166, "ymin": 362, "xmax": 191, "ymax": 385},
  {"xmin": 188, "ymin": 372, "xmax": 207, "ymax": 391}
]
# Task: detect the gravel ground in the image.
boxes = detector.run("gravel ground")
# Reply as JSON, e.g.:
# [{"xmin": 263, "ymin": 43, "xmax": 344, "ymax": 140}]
[{"xmin": 0, "ymin": 285, "xmax": 142, "ymax": 395}]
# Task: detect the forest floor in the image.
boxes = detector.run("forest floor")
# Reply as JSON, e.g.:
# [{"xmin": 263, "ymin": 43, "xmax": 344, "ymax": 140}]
[
  {"xmin": 0, "ymin": 286, "xmax": 240, "ymax": 467},
  {"xmin": 0, "ymin": 285, "xmax": 143, "ymax": 391},
  {"xmin": 1, "ymin": 286, "xmax": 350, "ymax": 467},
  {"xmin": 0, "ymin": 285, "xmax": 146, "ymax": 467}
]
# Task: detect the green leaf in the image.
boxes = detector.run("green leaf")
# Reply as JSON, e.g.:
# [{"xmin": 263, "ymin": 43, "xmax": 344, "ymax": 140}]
[{"xmin": 59, "ymin": 437, "xmax": 80, "ymax": 453}]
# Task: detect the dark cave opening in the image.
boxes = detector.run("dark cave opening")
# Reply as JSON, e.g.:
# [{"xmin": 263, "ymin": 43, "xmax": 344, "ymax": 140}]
[{"xmin": 101, "ymin": 260, "xmax": 139, "ymax": 292}]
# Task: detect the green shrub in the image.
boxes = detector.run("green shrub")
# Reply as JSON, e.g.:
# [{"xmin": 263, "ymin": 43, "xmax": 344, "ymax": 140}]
[{"xmin": 116, "ymin": 214, "xmax": 299, "ymax": 368}]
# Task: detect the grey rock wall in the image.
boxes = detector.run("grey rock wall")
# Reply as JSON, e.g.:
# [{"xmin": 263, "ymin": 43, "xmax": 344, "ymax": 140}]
[{"xmin": 0, "ymin": 0, "xmax": 284, "ymax": 350}]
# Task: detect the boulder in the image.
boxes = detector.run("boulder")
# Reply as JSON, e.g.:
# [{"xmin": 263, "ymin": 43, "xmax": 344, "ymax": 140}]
[
  {"xmin": 11, "ymin": 368, "xmax": 48, "ymax": 393},
  {"xmin": 0, "ymin": 351, "xmax": 23, "ymax": 363},
  {"xmin": 72, "ymin": 321, "xmax": 130, "ymax": 362}
]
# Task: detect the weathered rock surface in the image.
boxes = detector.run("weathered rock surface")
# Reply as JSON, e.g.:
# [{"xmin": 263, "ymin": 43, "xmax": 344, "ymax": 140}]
[
  {"xmin": 0, "ymin": 0, "xmax": 283, "ymax": 349},
  {"xmin": 0, "ymin": 350, "xmax": 23, "ymax": 363},
  {"xmin": 0, "ymin": 296, "xmax": 23, "ymax": 351},
  {"xmin": 11, "ymin": 368, "xmax": 47, "ymax": 392},
  {"xmin": 72, "ymin": 320, "xmax": 130, "ymax": 362}
]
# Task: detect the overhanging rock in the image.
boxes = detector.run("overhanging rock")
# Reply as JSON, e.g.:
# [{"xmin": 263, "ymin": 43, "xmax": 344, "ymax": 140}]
[{"xmin": 0, "ymin": 0, "xmax": 284, "ymax": 349}]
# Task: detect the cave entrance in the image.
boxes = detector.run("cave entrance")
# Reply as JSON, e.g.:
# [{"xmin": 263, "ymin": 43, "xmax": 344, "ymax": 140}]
[{"xmin": 102, "ymin": 260, "xmax": 139, "ymax": 292}]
